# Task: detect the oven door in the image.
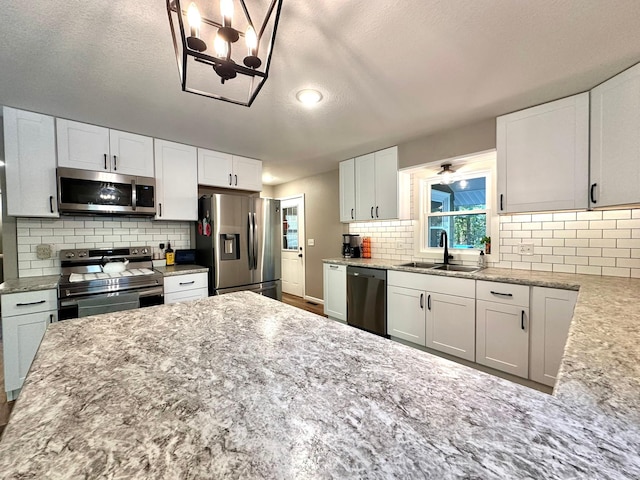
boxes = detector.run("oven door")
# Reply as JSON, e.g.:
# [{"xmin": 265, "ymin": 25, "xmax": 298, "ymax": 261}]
[
  {"xmin": 57, "ymin": 167, "xmax": 156, "ymax": 215},
  {"xmin": 58, "ymin": 286, "xmax": 164, "ymax": 320}
]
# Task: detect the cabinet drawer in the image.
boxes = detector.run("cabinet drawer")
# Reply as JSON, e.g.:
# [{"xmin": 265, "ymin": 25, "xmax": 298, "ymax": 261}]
[
  {"xmin": 388, "ymin": 270, "xmax": 475, "ymax": 298},
  {"xmin": 476, "ymin": 281, "xmax": 529, "ymax": 307},
  {"xmin": 165, "ymin": 288, "xmax": 208, "ymax": 305},
  {"xmin": 325, "ymin": 264, "xmax": 346, "ymax": 273},
  {"xmin": 1, "ymin": 289, "xmax": 58, "ymax": 317},
  {"xmin": 164, "ymin": 272, "xmax": 208, "ymax": 294}
]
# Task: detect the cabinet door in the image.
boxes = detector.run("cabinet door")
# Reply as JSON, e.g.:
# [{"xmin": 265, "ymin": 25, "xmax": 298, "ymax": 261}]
[
  {"xmin": 323, "ymin": 264, "xmax": 346, "ymax": 321},
  {"xmin": 3, "ymin": 107, "xmax": 59, "ymax": 217},
  {"xmin": 154, "ymin": 139, "xmax": 198, "ymax": 221},
  {"xmin": 3, "ymin": 310, "xmax": 56, "ymax": 393},
  {"xmin": 109, "ymin": 129, "xmax": 154, "ymax": 177},
  {"xmin": 476, "ymin": 300, "xmax": 529, "ymax": 378},
  {"xmin": 530, "ymin": 287, "xmax": 578, "ymax": 387},
  {"xmin": 339, "ymin": 159, "xmax": 356, "ymax": 222},
  {"xmin": 373, "ymin": 146, "xmax": 399, "ymax": 220},
  {"xmin": 233, "ymin": 156, "xmax": 262, "ymax": 191},
  {"xmin": 590, "ymin": 63, "xmax": 640, "ymax": 208},
  {"xmin": 197, "ymin": 148, "xmax": 233, "ymax": 187},
  {"xmin": 355, "ymin": 153, "xmax": 376, "ymax": 221},
  {"xmin": 56, "ymin": 119, "xmax": 110, "ymax": 172},
  {"xmin": 387, "ymin": 285, "xmax": 425, "ymax": 345},
  {"xmin": 497, "ymin": 93, "xmax": 589, "ymax": 213},
  {"xmin": 426, "ymin": 292, "xmax": 475, "ymax": 361},
  {"xmin": 198, "ymin": 148, "xmax": 233, "ymax": 188}
]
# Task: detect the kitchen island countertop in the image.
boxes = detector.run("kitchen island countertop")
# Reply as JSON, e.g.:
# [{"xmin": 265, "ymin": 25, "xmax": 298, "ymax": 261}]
[{"xmin": 0, "ymin": 291, "xmax": 639, "ymax": 478}]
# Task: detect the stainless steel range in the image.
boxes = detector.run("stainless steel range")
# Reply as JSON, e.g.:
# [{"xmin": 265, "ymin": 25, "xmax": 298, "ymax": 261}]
[{"xmin": 58, "ymin": 246, "xmax": 164, "ymax": 320}]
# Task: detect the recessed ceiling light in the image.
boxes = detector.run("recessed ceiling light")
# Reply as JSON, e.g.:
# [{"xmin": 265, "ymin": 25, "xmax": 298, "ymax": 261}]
[
  {"xmin": 262, "ymin": 173, "xmax": 276, "ymax": 184},
  {"xmin": 296, "ymin": 89, "xmax": 323, "ymax": 106}
]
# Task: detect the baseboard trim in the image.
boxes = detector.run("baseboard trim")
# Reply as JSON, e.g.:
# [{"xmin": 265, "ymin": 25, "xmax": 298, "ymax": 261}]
[{"xmin": 304, "ymin": 295, "xmax": 324, "ymax": 305}]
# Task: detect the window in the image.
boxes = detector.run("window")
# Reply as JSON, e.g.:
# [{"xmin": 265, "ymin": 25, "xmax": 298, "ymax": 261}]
[
  {"xmin": 282, "ymin": 205, "xmax": 299, "ymax": 251},
  {"xmin": 421, "ymin": 171, "xmax": 490, "ymax": 251}
]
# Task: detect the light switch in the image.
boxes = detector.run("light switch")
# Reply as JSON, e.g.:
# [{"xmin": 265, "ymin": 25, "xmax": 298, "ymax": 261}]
[{"xmin": 307, "ymin": 239, "xmax": 315, "ymax": 246}]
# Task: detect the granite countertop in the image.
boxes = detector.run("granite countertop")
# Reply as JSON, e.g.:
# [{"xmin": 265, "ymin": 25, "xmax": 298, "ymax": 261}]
[
  {"xmin": 0, "ymin": 291, "xmax": 639, "ymax": 478},
  {"xmin": 0, "ymin": 275, "xmax": 61, "ymax": 295},
  {"xmin": 153, "ymin": 264, "xmax": 208, "ymax": 277}
]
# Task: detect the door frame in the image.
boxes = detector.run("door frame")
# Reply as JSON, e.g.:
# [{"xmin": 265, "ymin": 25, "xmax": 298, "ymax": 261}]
[{"xmin": 278, "ymin": 194, "xmax": 305, "ymax": 298}]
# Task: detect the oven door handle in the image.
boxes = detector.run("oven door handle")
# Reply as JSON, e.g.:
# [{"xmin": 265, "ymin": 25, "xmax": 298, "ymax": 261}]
[{"xmin": 59, "ymin": 286, "xmax": 164, "ymax": 307}]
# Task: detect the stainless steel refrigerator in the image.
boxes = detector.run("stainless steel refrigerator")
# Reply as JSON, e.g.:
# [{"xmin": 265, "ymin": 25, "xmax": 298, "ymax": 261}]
[{"xmin": 196, "ymin": 194, "xmax": 282, "ymax": 300}]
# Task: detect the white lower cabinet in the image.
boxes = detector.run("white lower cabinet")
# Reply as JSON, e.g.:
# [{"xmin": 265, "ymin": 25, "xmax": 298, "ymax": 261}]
[
  {"xmin": 530, "ymin": 287, "xmax": 578, "ymax": 387},
  {"xmin": 387, "ymin": 271, "xmax": 475, "ymax": 361},
  {"xmin": 387, "ymin": 285, "xmax": 425, "ymax": 345},
  {"xmin": 427, "ymin": 292, "xmax": 475, "ymax": 361},
  {"xmin": 1, "ymin": 289, "xmax": 58, "ymax": 400},
  {"xmin": 476, "ymin": 281, "xmax": 530, "ymax": 378},
  {"xmin": 164, "ymin": 272, "xmax": 208, "ymax": 305},
  {"xmin": 323, "ymin": 263, "xmax": 347, "ymax": 321}
]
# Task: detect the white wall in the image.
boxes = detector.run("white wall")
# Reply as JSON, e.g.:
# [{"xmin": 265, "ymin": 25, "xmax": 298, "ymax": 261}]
[{"xmin": 16, "ymin": 216, "xmax": 191, "ymax": 277}]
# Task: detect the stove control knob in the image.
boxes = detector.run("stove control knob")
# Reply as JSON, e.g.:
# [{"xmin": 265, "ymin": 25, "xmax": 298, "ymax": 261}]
[
  {"xmin": 78, "ymin": 251, "xmax": 87, "ymax": 258},
  {"xmin": 131, "ymin": 249, "xmax": 138, "ymax": 255},
  {"xmin": 142, "ymin": 248, "xmax": 148, "ymax": 254},
  {"xmin": 66, "ymin": 252, "xmax": 75, "ymax": 258}
]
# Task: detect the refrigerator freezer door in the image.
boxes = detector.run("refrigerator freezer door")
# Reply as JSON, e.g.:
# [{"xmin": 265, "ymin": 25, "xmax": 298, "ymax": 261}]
[{"xmin": 252, "ymin": 198, "xmax": 281, "ymax": 284}]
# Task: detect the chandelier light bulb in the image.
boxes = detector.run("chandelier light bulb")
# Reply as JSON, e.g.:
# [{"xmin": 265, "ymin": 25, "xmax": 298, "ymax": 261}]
[
  {"xmin": 221, "ymin": 0, "xmax": 234, "ymax": 26},
  {"xmin": 245, "ymin": 25, "xmax": 257, "ymax": 55},
  {"xmin": 214, "ymin": 33, "xmax": 229, "ymax": 58},
  {"xmin": 187, "ymin": 2, "xmax": 201, "ymax": 36}
]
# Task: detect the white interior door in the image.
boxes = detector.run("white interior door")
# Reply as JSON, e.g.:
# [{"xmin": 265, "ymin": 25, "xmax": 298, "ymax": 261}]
[{"xmin": 280, "ymin": 196, "xmax": 304, "ymax": 297}]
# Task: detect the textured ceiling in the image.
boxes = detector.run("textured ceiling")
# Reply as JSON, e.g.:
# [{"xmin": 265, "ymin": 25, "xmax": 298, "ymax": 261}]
[{"xmin": 1, "ymin": 1, "xmax": 640, "ymax": 185}]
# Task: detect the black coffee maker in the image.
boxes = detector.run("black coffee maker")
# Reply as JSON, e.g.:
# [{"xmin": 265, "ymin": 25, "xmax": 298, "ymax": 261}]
[{"xmin": 342, "ymin": 234, "xmax": 361, "ymax": 258}]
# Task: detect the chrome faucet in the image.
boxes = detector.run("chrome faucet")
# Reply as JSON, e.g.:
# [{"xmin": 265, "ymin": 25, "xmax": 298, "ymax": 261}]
[{"xmin": 439, "ymin": 230, "xmax": 452, "ymax": 265}]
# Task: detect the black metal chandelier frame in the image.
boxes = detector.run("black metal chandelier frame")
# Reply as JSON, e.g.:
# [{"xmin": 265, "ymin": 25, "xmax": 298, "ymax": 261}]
[{"xmin": 166, "ymin": 0, "xmax": 283, "ymax": 107}]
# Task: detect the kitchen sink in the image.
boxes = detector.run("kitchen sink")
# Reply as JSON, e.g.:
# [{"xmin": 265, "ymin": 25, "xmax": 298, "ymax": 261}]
[
  {"xmin": 431, "ymin": 264, "xmax": 483, "ymax": 273},
  {"xmin": 398, "ymin": 262, "xmax": 437, "ymax": 269}
]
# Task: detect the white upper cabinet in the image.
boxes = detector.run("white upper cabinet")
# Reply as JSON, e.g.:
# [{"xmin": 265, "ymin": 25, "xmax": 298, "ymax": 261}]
[
  {"xmin": 108, "ymin": 129, "xmax": 155, "ymax": 177},
  {"xmin": 154, "ymin": 139, "xmax": 198, "ymax": 221},
  {"xmin": 57, "ymin": 119, "xmax": 110, "ymax": 171},
  {"xmin": 590, "ymin": 63, "xmax": 640, "ymax": 208},
  {"xmin": 347, "ymin": 146, "xmax": 400, "ymax": 222},
  {"xmin": 57, "ymin": 119, "xmax": 154, "ymax": 177},
  {"xmin": 373, "ymin": 147, "xmax": 399, "ymax": 220},
  {"xmin": 198, "ymin": 148, "xmax": 262, "ymax": 192},
  {"xmin": 497, "ymin": 93, "xmax": 589, "ymax": 214},
  {"xmin": 232, "ymin": 155, "xmax": 262, "ymax": 191},
  {"xmin": 339, "ymin": 159, "xmax": 356, "ymax": 222},
  {"xmin": 3, "ymin": 107, "xmax": 59, "ymax": 217},
  {"xmin": 355, "ymin": 153, "xmax": 376, "ymax": 221}
]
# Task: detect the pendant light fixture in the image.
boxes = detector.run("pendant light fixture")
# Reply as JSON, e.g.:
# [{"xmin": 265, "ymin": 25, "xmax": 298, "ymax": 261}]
[
  {"xmin": 438, "ymin": 163, "xmax": 456, "ymax": 185},
  {"xmin": 166, "ymin": 0, "xmax": 283, "ymax": 107}
]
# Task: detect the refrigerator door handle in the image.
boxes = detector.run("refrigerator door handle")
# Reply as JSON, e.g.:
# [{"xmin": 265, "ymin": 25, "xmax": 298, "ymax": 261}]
[
  {"xmin": 248, "ymin": 212, "xmax": 254, "ymax": 270},
  {"xmin": 252, "ymin": 212, "xmax": 258, "ymax": 270}
]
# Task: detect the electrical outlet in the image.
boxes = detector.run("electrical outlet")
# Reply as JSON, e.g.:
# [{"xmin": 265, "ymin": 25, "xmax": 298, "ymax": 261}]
[
  {"xmin": 36, "ymin": 244, "xmax": 52, "ymax": 260},
  {"xmin": 519, "ymin": 243, "xmax": 534, "ymax": 256},
  {"xmin": 307, "ymin": 239, "xmax": 315, "ymax": 246}
]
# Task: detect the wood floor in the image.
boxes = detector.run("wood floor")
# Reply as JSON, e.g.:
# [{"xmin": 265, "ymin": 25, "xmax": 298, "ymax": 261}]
[{"xmin": 282, "ymin": 293, "xmax": 326, "ymax": 317}]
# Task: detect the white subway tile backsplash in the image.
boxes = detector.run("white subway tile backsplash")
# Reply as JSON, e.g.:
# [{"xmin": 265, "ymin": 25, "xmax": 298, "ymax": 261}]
[
  {"xmin": 576, "ymin": 211, "xmax": 602, "ymax": 221},
  {"xmin": 553, "ymin": 212, "xmax": 576, "ymax": 221},
  {"xmin": 553, "ymin": 264, "xmax": 576, "ymax": 273},
  {"xmin": 602, "ymin": 267, "xmax": 631, "ymax": 277},
  {"xmin": 618, "ymin": 219, "xmax": 640, "ymax": 229},
  {"xmin": 603, "ymin": 210, "xmax": 631, "ymax": 220},
  {"xmin": 17, "ymin": 215, "xmax": 192, "ymax": 277}
]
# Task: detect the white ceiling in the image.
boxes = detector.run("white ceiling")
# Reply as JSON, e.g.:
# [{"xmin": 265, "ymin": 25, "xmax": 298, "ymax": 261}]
[{"xmin": 1, "ymin": 1, "xmax": 640, "ymax": 185}]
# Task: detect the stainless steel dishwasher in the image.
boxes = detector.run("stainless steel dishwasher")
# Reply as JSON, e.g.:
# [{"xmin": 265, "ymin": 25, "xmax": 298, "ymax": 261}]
[{"xmin": 346, "ymin": 266, "xmax": 387, "ymax": 337}]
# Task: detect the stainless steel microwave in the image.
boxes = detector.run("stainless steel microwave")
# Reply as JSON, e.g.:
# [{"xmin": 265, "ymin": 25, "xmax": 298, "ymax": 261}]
[{"xmin": 57, "ymin": 167, "xmax": 156, "ymax": 216}]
